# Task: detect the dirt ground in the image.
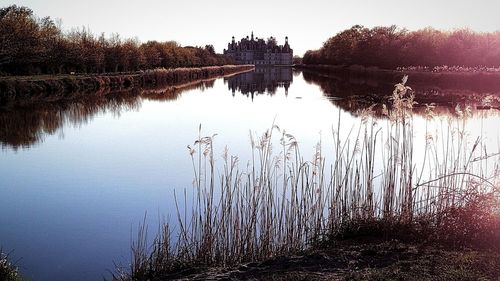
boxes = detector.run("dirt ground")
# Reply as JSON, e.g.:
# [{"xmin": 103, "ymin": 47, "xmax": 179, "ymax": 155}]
[{"xmin": 162, "ymin": 240, "xmax": 500, "ymax": 281}]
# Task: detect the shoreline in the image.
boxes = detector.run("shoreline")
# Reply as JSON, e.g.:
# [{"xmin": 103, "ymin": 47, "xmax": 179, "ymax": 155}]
[
  {"xmin": 0, "ymin": 65, "xmax": 255, "ymax": 105},
  {"xmin": 295, "ymin": 64, "xmax": 500, "ymax": 93},
  {"xmin": 159, "ymin": 240, "xmax": 500, "ymax": 280}
]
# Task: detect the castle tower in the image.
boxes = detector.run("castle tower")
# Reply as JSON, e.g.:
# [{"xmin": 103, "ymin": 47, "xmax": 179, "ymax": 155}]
[{"xmin": 251, "ymin": 31, "xmax": 254, "ymax": 41}]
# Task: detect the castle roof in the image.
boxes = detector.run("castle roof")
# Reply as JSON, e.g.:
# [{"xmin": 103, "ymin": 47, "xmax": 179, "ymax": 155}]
[{"xmin": 226, "ymin": 33, "xmax": 292, "ymax": 53}]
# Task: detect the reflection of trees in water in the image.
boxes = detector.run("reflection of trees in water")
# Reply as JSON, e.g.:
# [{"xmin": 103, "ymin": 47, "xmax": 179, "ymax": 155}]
[
  {"xmin": 301, "ymin": 70, "xmax": 500, "ymax": 118},
  {"xmin": 0, "ymin": 92, "xmax": 142, "ymax": 150},
  {"xmin": 142, "ymin": 79, "xmax": 215, "ymax": 102},
  {"xmin": 224, "ymin": 67, "xmax": 293, "ymax": 100},
  {"xmin": 0, "ymin": 80, "xmax": 216, "ymax": 149}
]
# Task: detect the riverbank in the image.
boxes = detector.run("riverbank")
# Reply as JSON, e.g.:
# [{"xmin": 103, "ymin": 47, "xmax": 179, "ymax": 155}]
[
  {"xmin": 295, "ymin": 64, "xmax": 500, "ymax": 94},
  {"xmin": 159, "ymin": 240, "xmax": 500, "ymax": 280},
  {"xmin": 118, "ymin": 213, "xmax": 500, "ymax": 281},
  {"xmin": 0, "ymin": 65, "xmax": 254, "ymax": 106}
]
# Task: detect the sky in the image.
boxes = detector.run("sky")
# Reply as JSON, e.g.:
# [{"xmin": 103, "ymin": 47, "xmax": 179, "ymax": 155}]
[{"xmin": 3, "ymin": 0, "xmax": 500, "ymax": 56}]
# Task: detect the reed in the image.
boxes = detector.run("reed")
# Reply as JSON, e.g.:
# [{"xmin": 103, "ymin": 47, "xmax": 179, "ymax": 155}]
[{"xmin": 115, "ymin": 76, "xmax": 499, "ymax": 280}]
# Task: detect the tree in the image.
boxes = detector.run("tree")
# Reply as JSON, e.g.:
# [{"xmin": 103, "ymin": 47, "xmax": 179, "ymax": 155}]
[
  {"xmin": 38, "ymin": 16, "xmax": 62, "ymax": 73},
  {"xmin": 0, "ymin": 5, "xmax": 41, "ymax": 74},
  {"xmin": 292, "ymin": 56, "xmax": 302, "ymax": 65},
  {"xmin": 303, "ymin": 25, "xmax": 500, "ymax": 69},
  {"xmin": 141, "ymin": 41, "xmax": 161, "ymax": 69},
  {"xmin": 205, "ymin": 44, "xmax": 215, "ymax": 55},
  {"xmin": 0, "ymin": 5, "xmax": 236, "ymax": 75},
  {"xmin": 122, "ymin": 38, "xmax": 144, "ymax": 71}
]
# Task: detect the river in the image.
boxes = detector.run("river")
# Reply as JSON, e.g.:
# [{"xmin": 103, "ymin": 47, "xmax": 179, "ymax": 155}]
[{"xmin": 1, "ymin": 67, "xmax": 499, "ymax": 281}]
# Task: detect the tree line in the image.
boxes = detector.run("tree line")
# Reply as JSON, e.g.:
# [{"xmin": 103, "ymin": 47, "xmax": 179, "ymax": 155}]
[
  {"xmin": 0, "ymin": 5, "xmax": 233, "ymax": 76},
  {"xmin": 303, "ymin": 25, "xmax": 500, "ymax": 69}
]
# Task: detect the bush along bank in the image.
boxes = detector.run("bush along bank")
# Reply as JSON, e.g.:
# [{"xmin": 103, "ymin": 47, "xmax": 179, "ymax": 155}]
[{"xmin": 0, "ymin": 65, "xmax": 254, "ymax": 105}]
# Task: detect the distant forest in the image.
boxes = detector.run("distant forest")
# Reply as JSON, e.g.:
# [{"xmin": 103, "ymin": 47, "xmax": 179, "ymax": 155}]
[
  {"xmin": 303, "ymin": 25, "xmax": 500, "ymax": 69},
  {"xmin": 0, "ymin": 5, "xmax": 233, "ymax": 76}
]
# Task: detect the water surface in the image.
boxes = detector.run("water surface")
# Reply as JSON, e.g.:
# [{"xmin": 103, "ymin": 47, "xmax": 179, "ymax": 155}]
[{"xmin": 1, "ymin": 67, "xmax": 499, "ymax": 281}]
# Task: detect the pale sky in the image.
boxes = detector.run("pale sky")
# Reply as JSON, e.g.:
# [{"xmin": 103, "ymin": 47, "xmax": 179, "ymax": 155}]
[{"xmin": 3, "ymin": 0, "xmax": 500, "ymax": 56}]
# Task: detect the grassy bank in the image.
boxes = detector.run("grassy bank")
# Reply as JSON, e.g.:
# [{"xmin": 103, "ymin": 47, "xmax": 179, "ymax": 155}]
[
  {"xmin": 0, "ymin": 65, "xmax": 254, "ymax": 105},
  {"xmin": 112, "ymin": 77, "xmax": 499, "ymax": 280}
]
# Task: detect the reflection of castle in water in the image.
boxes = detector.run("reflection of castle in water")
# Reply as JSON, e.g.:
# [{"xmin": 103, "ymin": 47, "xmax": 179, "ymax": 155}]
[{"xmin": 225, "ymin": 67, "xmax": 293, "ymax": 99}]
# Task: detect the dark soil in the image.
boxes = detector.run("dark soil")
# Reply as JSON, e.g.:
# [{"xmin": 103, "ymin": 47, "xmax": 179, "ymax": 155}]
[{"xmin": 162, "ymin": 240, "xmax": 500, "ymax": 280}]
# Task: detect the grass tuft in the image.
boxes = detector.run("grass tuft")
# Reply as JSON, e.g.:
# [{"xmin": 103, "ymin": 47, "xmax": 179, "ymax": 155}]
[{"xmin": 0, "ymin": 250, "xmax": 23, "ymax": 281}]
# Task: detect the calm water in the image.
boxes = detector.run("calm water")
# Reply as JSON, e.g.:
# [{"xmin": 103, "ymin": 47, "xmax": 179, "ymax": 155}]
[{"xmin": 1, "ymin": 68, "xmax": 499, "ymax": 281}]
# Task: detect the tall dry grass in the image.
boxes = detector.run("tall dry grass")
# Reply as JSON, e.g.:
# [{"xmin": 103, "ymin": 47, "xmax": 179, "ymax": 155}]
[{"xmin": 114, "ymin": 76, "xmax": 499, "ymax": 280}]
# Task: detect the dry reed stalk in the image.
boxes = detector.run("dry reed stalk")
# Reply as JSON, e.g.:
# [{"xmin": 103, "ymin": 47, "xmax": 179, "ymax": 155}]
[{"xmin": 116, "ymin": 76, "xmax": 499, "ymax": 280}]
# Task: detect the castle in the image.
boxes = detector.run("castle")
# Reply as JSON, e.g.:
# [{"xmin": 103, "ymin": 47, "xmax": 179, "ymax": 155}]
[{"xmin": 224, "ymin": 32, "xmax": 293, "ymax": 65}]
